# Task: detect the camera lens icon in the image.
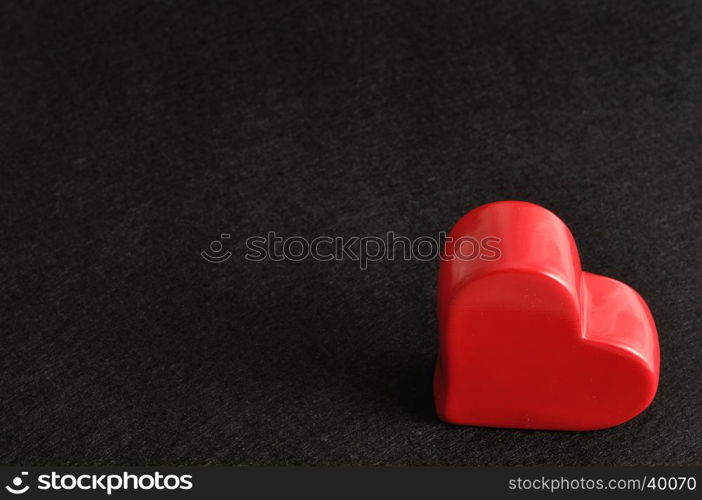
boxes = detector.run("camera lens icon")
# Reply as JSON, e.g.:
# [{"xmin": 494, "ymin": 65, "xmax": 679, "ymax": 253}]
[{"xmin": 5, "ymin": 472, "xmax": 29, "ymax": 494}]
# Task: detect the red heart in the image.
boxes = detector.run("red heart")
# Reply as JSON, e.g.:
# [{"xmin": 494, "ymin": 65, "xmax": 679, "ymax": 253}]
[{"xmin": 434, "ymin": 201, "xmax": 659, "ymax": 430}]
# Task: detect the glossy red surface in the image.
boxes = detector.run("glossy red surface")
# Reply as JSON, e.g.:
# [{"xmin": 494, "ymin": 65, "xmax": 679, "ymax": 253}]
[{"xmin": 434, "ymin": 201, "xmax": 659, "ymax": 430}]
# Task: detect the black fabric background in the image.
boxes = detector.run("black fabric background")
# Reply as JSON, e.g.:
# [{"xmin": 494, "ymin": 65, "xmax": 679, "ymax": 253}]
[{"xmin": 1, "ymin": 0, "xmax": 701, "ymax": 465}]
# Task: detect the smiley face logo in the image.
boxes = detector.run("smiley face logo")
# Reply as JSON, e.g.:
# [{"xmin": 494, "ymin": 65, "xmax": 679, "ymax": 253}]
[
  {"xmin": 5, "ymin": 472, "xmax": 29, "ymax": 494},
  {"xmin": 201, "ymin": 234, "xmax": 233, "ymax": 263}
]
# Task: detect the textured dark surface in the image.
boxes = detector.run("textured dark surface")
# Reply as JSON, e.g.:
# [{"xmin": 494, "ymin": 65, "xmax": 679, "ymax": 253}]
[{"xmin": 1, "ymin": 0, "xmax": 701, "ymax": 465}]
